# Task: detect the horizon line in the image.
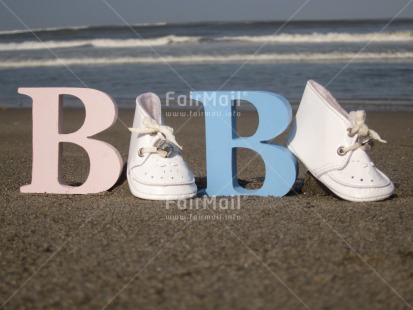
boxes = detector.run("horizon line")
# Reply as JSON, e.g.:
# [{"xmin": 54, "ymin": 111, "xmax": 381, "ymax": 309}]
[{"xmin": 1, "ymin": 17, "xmax": 413, "ymax": 33}]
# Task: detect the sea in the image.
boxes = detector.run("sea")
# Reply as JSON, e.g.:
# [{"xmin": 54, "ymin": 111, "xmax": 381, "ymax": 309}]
[{"xmin": 0, "ymin": 19, "xmax": 412, "ymax": 110}]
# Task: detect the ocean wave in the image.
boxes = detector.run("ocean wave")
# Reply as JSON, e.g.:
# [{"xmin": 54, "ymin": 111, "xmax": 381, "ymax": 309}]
[
  {"xmin": 1, "ymin": 52, "xmax": 413, "ymax": 68},
  {"xmin": 0, "ymin": 23, "xmax": 167, "ymax": 36},
  {"xmin": 0, "ymin": 36, "xmax": 200, "ymax": 51},
  {"xmin": 218, "ymin": 31, "xmax": 413, "ymax": 43},
  {"xmin": 131, "ymin": 22, "xmax": 167, "ymax": 27},
  {"xmin": 0, "ymin": 31, "xmax": 412, "ymax": 51},
  {"xmin": 0, "ymin": 25, "xmax": 92, "ymax": 36}
]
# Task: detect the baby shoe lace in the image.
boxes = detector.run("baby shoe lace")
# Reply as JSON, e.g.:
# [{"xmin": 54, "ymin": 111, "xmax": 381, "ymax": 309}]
[
  {"xmin": 129, "ymin": 117, "xmax": 182, "ymax": 158},
  {"xmin": 338, "ymin": 110, "xmax": 386, "ymax": 155}
]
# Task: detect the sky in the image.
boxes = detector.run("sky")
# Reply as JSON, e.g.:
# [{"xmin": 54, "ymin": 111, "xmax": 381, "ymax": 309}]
[{"xmin": 0, "ymin": 0, "xmax": 412, "ymax": 31}]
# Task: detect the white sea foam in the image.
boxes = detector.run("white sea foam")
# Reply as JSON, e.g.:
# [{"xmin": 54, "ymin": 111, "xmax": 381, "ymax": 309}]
[
  {"xmin": 218, "ymin": 31, "xmax": 413, "ymax": 43},
  {"xmin": 0, "ymin": 40, "xmax": 90, "ymax": 51},
  {"xmin": 1, "ymin": 52, "xmax": 413, "ymax": 68},
  {"xmin": 0, "ymin": 35, "xmax": 200, "ymax": 51},
  {"xmin": 0, "ymin": 31, "xmax": 411, "ymax": 51},
  {"xmin": 131, "ymin": 22, "xmax": 168, "ymax": 27}
]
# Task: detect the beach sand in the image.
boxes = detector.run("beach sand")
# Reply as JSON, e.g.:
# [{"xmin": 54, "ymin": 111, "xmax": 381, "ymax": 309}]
[{"xmin": 1, "ymin": 108, "xmax": 412, "ymax": 309}]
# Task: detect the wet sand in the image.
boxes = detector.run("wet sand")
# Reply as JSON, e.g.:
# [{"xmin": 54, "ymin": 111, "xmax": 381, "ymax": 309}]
[{"xmin": 1, "ymin": 108, "xmax": 412, "ymax": 309}]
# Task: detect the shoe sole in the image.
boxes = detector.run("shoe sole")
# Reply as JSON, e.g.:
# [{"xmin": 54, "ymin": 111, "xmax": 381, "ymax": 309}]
[
  {"xmin": 319, "ymin": 173, "xmax": 394, "ymax": 202},
  {"xmin": 127, "ymin": 177, "xmax": 197, "ymax": 200}
]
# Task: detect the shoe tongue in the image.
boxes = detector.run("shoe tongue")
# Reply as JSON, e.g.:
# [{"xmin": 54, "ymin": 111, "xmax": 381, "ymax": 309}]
[{"xmin": 136, "ymin": 92, "xmax": 163, "ymax": 124}]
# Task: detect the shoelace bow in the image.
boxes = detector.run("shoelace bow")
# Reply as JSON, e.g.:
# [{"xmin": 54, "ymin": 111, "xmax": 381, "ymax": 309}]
[
  {"xmin": 340, "ymin": 110, "xmax": 386, "ymax": 154},
  {"xmin": 129, "ymin": 117, "xmax": 182, "ymax": 157}
]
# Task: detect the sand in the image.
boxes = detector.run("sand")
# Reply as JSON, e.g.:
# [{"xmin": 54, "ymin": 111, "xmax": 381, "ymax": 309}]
[{"xmin": 1, "ymin": 108, "xmax": 413, "ymax": 309}]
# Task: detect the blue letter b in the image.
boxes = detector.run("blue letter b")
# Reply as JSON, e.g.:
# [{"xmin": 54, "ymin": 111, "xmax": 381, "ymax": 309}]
[{"xmin": 191, "ymin": 91, "xmax": 297, "ymax": 197}]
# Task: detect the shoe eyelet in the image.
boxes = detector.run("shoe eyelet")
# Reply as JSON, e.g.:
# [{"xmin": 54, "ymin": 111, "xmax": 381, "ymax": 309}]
[
  {"xmin": 337, "ymin": 147, "xmax": 346, "ymax": 156},
  {"xmin": 138, "ymin": 148, "xmax": 144, "ymax": 157}
]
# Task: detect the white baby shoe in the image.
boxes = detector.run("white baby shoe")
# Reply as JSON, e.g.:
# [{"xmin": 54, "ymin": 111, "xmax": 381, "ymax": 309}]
[
  {"xmin": 286, "ymin": 80, "xmax": 394, "ymax": 202},
  {"xmin": 127, "ymin": 93, "xmax": 197, "ymax": 200}
]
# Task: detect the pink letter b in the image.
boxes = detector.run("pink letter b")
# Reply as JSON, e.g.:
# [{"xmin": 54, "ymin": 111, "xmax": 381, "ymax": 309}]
[{"xmin": 19, "ymin": 88, "xmax": 123, "ymax": 194}]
